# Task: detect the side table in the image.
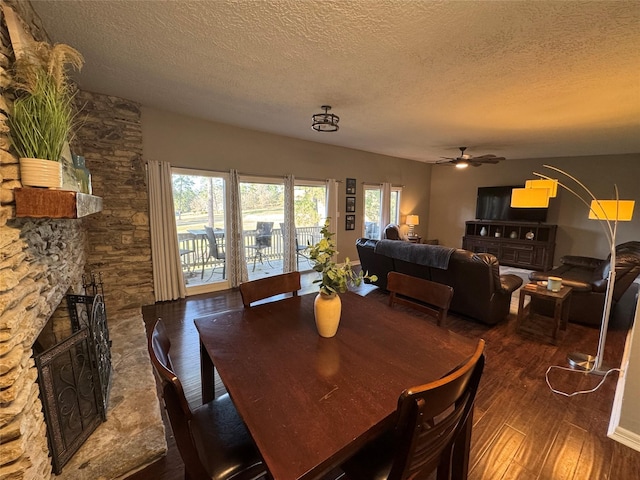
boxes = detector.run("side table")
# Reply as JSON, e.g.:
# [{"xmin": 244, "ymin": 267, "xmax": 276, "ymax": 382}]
[{"xmin": 517, "ymin": 282, "xmax": 572, "ymax": 344}]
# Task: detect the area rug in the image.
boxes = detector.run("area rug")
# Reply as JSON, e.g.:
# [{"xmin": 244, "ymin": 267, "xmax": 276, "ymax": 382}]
[{"xmin": 57, "ymin": 311, "xmax": 166, "ymax": 480}]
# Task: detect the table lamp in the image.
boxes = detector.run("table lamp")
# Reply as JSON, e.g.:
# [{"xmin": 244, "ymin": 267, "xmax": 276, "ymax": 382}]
[
  {"xmin": 511, "ymin": 165, "xmax": 635, "ymax": 375},
  {"xmin": 406, "ymin": 215, "xmax": 419, "ymax": 238}
]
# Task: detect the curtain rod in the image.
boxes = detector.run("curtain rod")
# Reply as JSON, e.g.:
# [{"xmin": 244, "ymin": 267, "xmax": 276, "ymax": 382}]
[
  {"xmin": 171, "ymin": 165, "xmax": 341, "ymax": 183},
  {"xmin": 237, "ymin": 172, "xmax": 342, "ymax": 183},
  {"xmin": 362, "ymin": 182, "xmax": 405, "ymax": 188}
]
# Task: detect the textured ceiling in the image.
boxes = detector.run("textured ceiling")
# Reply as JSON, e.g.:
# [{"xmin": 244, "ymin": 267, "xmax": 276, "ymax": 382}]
[{"xmin": 30, "ymin": 0, "xmax": 640, "ymax": 163}]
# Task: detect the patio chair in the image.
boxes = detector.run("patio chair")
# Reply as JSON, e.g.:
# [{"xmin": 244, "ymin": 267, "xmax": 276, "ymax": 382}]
[
  {"xmin": 279, "ymin": 223, "xmax": 309, "ymax": 270},
  {"xmin": 202, "ymin": 226, "xmax": 225, "ymax": 280},
  {"xmin": 247, "ymin": 222, "xmax": 274, "ymax": 272}
]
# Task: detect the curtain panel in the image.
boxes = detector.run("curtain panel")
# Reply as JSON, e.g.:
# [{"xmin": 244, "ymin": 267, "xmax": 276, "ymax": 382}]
[
  {"xmin": 379, "ymin": 182, "xmax": 392, "ymax": 236},
  {"xmin": 227, "ymin": 169, "xmax": 248, "ymax": 287},
  {"xmin": 147, "ymin": 160, "xmax": 186, "ymax": 301},
  {"xmin": 283, "ymin": 175, "xmax": 296, "ymax": 273}
]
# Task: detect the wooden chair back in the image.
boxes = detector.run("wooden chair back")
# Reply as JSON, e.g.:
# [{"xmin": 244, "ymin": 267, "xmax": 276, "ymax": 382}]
[
  {"xmin": 390, "ymin": 339, "xmax": 485, "ymax": 480},
  {"xmin": 239, "ymin": 271, "xmax": 301, "ymax": 307},
  {"xmin": 387, "ymin": 271, "xmax": 454, "ymax": 326},
  {"xmin": 148, "ymin": 320, "xmax": 211, "ymax": 480}
]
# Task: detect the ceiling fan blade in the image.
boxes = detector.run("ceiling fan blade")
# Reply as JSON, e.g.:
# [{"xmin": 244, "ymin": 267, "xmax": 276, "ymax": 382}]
[
  {"xmin": 469, "ymin": 158, "xmax": 500, "ymax": 167},
  {"xmin": 472, "ymin": 154, "xmax": 499, "ymax": 160}
]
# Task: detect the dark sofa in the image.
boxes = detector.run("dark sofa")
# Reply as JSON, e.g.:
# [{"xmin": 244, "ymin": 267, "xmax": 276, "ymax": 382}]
[
  {"xmin": 356, "ymin": 238, "xmax": 523, "ymax": 325},
  {"xmin": 529, "ymin": 241, "xmax": 640, "ymax": 326}
]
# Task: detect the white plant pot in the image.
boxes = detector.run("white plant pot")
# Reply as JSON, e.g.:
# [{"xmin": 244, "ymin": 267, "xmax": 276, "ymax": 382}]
[
  {"xmin": 19, "ymin": 158, "xmax": 62, "ymax": 188},
  {"xmin": 314, "ymin": 292, "xmax": 342, "ymax": 338}
]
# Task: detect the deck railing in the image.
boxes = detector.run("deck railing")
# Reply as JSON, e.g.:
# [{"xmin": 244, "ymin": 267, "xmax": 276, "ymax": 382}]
[{"xmin": 178, "ymin": 226, "xmax": 322, "ymax": 275}]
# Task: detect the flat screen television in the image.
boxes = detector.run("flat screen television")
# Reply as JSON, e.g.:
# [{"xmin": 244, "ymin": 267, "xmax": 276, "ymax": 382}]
[{"xmin": 475, "ymin": 185, "xmax": 548, "ymax": 222}]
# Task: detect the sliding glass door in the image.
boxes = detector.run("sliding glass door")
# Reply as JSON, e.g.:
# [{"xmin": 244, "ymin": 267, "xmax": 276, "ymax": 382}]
[
  {"xmin": 294, "ymin": 181, "xmax": 327, "ymax": 270},
  {"xmin": 239, "ymin": 177, "xmax": 285, "ymax": 279},
  {"xmin": 172, "ymin": 168, "xmax": 228, "ymax": 294},
  {"xmin": 237, "ymin": 177, "xmax": 328, "ymax": 279}
]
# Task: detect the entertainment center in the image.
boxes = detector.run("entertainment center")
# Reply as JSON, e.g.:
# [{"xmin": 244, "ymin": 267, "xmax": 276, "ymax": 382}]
[
  {"xmin": 465, "ymin": 185, "xmax": 557, "ymax": 270},
  {"xmin": 463, "ymin": 220, "xmax": 557, "ymax": 271}
]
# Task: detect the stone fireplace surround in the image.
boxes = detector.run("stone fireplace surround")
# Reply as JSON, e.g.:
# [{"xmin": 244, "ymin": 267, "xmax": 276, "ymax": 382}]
[{"xmin": 0, "ymin": 3, "xmax": 164, "ymax": 479}]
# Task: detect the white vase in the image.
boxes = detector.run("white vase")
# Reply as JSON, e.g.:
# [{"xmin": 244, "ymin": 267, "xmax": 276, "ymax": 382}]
[
  {"xmin": 314, "ymin": 292, "xmax": 342, "ymax": 338},
  {"xmin": 19, "ymin": 158, "xmax": 62, "ymax": 188},
  {"xmin": 480, "ymin": 226, "xmax": 487, "ymax": 236}
]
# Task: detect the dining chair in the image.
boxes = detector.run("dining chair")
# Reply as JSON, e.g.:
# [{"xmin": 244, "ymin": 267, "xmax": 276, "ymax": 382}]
[
  {"xmin": 147, "ymin": 320, "xmax": 267, "ymax": 480},
  {"xmin": 239, "ymin": 271, "xmax": 301, "ymax": 307},
  {"xmin": 387, "ymin": 271, "xmax": 454, "ymax": 327},
  {"xmin": 203, "ymin": 226, "xmax": 226, "ymax": 280},
  {"xmin": 247, "ymin": 222, "xmax": 274, "ymax": 272},
  {"xmin": 340, "ymin": 339, "xmax": 486, "ymax": 480}
]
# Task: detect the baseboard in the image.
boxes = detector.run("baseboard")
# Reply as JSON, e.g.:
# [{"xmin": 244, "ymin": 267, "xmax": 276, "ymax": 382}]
[{"xmin": 608, "ymin": 426, "xmax": 640, "ymax": 453}]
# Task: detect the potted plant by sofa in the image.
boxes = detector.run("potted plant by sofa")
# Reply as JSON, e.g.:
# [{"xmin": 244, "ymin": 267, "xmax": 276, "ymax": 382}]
[
  {"xmin": 8, "ymin": 42, "xmax": 83, "ymax": 188},
  {"xmin": 307, "ymin": 219, "xmax": 377, "ymax": 337}
]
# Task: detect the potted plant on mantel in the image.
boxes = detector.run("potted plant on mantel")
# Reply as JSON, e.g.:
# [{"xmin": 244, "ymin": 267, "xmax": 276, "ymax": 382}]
[
  {"xmin": 8, "ymin": 41, "xmax": 83, "ymax": 188},
  {"xmin": 307, "ymin": 219, "xmax": 377, "ymax": 338}
]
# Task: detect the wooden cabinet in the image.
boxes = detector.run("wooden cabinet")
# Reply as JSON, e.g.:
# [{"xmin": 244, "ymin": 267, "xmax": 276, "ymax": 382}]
[{"xmin": 462, "ymin": 221, "xmax": 556, "ymax": 271}]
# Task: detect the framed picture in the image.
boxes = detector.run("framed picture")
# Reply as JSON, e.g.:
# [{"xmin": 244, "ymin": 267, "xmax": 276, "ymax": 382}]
[
  {"xmin": 345, "ymin": 214, "xmax": 356, "ymax": 230},
  {"xmin": 346, "ymin": 178, "xmax": 356, "ymax": 195},
  {"xmin": 346, "ymin": 196, "xmax": 356, "ymax": 213}
]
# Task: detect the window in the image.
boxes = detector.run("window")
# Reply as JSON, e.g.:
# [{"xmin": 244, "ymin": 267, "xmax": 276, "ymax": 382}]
[{"xmin": 363, "ymin": 185, "xmax": 402, "ymax": 239}]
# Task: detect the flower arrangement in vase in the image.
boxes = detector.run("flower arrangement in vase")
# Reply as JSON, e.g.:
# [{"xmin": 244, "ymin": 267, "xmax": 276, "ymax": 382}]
[
  {"xmin": 8, "ymin": 41, "xmax": 84, "ymax": 188},
  {"xmin": 307, "ymin": 219, "xmax": 377, "ymax": 337}
]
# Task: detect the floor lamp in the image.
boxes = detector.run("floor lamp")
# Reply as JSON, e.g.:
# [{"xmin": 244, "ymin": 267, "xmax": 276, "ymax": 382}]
[{"xmin": 511, "ymin": 165, "xmax": 635, "ymax": 376}]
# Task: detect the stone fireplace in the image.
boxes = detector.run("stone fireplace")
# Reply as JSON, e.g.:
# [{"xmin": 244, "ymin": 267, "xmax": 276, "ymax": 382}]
[{"xmin": 0, "ymin": 3, "xmax": 164, "ymax": 479}]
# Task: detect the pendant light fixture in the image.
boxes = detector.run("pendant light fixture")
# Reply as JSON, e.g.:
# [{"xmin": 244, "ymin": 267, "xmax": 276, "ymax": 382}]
[{"xmin": 311, "ymin": 105, "xmax": 339, "ymax": 132}]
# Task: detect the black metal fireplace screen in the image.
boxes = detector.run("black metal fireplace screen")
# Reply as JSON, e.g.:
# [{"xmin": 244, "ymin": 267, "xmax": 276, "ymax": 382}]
[{"xmin": 34, "ymin": 273, "xmax": 112, "ymax": 474}]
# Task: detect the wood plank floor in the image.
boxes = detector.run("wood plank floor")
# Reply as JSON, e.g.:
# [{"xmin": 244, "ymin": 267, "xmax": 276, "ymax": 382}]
[{"xmin": 129, "ymin": 279, "xmax": 640, "ymax": 480}]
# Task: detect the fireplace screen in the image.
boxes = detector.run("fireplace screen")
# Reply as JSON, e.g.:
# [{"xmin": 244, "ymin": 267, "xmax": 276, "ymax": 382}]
[
  {"xmin": 35, "ymin": 273, "xmax": 112, "ymax": 473},
  {"xmin": 67, "ymin": 293, "xmax": 112, "ymax": 414},
  {"xmin": 35, "ymin": 328, "xmax": 104, "ymax": 474}
]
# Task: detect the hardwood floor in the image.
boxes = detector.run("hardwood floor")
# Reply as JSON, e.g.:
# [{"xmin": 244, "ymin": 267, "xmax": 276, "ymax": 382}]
[{"xmin": 130, "ymin": 279, "xmax": 640, "ymax": 480}]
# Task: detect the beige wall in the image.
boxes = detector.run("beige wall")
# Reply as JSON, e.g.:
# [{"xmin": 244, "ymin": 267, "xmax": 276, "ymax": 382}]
[
  {"xmin": 428, "ymin": 154, "xmax": 640, "ymax": 263},
  {"xmin": 141, "ymin": 107, "xmax": 433, "ymax": 262},
  {"xmin": 615, "ymin": 294, "xmax": 640, "ymax": 449}
]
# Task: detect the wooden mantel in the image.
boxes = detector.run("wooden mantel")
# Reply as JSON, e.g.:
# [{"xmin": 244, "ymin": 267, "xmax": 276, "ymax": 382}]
[{"xmin": 14, "ymin": 188, "xmax": 103, "ymax": 219}]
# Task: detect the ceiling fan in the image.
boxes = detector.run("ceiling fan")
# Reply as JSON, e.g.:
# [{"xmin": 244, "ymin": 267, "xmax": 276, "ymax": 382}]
[{"xmin": 436, "ymin": 147, "xmax": 506, "ymax": 168}]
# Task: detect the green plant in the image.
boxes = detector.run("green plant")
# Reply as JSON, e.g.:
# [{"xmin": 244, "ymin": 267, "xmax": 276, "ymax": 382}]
[
  {"xmin": 8, "ymin": 42, "xmax": 83, "ymax": 161},
  {"xmin": 307, "ymin": 219, "xmax": 377, "ymax": 295}
]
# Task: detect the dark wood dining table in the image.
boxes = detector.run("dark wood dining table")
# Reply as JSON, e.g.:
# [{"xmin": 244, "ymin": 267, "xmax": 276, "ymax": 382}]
[{"xmin": 195, "ymin": 291, "xmax": 478, "ymax": 480}]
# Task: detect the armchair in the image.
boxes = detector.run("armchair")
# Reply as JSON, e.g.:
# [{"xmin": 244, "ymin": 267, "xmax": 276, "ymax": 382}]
[{"xmin": 529, "ymin": 241, "xmax": 640, "ymax": 326}]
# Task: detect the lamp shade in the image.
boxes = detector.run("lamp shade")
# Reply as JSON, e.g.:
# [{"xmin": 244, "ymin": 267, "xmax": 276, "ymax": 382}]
[
  {"xmin": 406, "ymin": 215, "xmax": 419, "ymax": 225},
  {"xmin": 525, "ymin": 179, "xmax": 558, "ymax": 197},
  {"xmin": 510, "ymin": 187, "xmax": 550, "ymax": 208},
  {"xmin": 588, "ymin": 200, "xmax": 635, "ymax": 221}
]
